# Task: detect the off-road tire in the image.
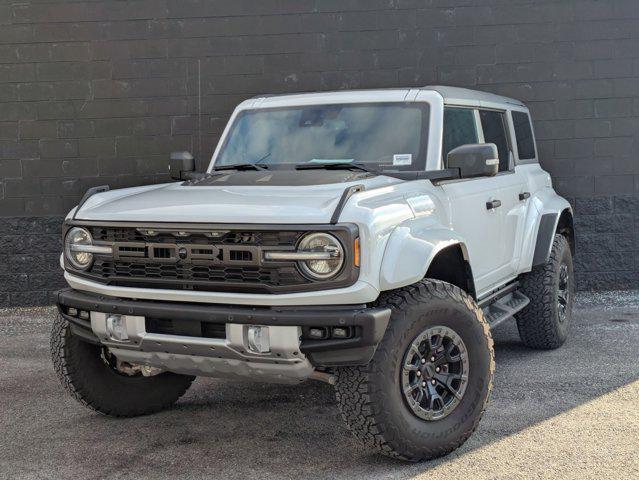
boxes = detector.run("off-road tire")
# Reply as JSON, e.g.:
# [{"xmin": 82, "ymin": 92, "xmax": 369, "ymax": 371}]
[
  {"xmin": 51, "ymin": 313, "xmax": 195, "ymax": 417},
  {"xmin": 334, "ymin": 280, "xmax": 494, "ymax": 461},
  {"xmin": 516, "ymin": 234, "xmax": 574, "ymax": 350}
]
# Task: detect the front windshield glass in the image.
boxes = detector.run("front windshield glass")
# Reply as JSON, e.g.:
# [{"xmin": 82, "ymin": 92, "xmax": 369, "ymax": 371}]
[{"xmin": 214, "ymin": 102, "xmax": 429, "ymax": 171}]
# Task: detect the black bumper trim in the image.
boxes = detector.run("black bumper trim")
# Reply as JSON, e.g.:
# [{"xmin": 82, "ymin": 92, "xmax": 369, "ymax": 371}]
[{"xmin": 56, "ymin": 288, "xmax": 391, "ymax": 367}]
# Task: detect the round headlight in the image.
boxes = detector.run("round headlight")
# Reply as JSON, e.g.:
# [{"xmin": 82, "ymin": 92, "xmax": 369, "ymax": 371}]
[
  {"xmin": 297, "ymin": 233, "xmax": 344, "ymax": 280},
  {"xmin": 64, "ymin": 227, "xmax": 94, "ymax": 270}
]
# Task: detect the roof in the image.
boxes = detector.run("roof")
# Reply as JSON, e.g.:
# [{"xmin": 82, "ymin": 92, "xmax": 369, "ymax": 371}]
[
  {"xmin": 421, "ymin": 85, "xmax": 525, "ymax": 107},
  {"xmin": 247, "ymin": 86, "xmax": 526, "ymax": 109}
]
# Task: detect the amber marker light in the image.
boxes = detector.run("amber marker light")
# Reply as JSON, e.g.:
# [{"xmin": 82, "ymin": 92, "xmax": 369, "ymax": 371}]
[{"xmin": 354, "ymin": 238, "xmax": 360, "ymax": 267}]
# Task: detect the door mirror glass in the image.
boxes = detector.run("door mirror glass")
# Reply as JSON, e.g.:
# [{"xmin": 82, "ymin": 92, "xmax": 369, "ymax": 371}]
[
  {"xmin": 169, "ymin": 151, "xmax": 195, "ymax": 180},
  {"xmin": 447, "ymin": 143, "xmax": 499, "ymax": 178}
]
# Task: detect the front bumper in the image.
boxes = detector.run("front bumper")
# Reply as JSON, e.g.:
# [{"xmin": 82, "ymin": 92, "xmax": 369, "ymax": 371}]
[
  {"xmin": 56, "ymin": 288, "xmax": 391, "ymax": 376},
  {"xmin": 64, "ymin": 271, "xmax": 381, "ymax": 306}
]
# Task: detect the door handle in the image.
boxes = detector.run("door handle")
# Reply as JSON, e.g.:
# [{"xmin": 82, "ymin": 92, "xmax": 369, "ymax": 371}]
[
  {"xmin": 486, "ymin": 199, "xmax": 502, "ymax": 210},
  {"xmin": 519, "ymin": 192, "xmax": 531, "ymax": 201}
]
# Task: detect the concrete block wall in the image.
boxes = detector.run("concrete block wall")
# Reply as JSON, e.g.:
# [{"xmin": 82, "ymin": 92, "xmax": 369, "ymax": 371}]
[{"xmin": 2, "ymin": 0, "xmax": 639, "ymax": 305}]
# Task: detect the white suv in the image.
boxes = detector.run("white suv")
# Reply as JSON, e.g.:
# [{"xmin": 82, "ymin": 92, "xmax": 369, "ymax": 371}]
[{"xmin": 52, "ymin": 86, "xmax": 574, "ymax": 461}]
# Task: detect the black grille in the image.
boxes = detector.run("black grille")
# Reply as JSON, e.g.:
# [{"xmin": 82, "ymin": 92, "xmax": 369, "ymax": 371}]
[
  {"xmin": 70, "ymin": 224, "xmax": 358, "ymax": 294},
  {"xmin": 83, "ymin": 226, "xmax": 310, "ymax": 293},
  {"xmin": 91, "ymin": 259, "xmax": 303, "ymax": 290}
]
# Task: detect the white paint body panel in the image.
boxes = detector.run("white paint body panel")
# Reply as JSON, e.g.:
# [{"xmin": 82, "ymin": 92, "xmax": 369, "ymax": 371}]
[
  {"xmin": 65, "ymin": 88, "xmax": 571, "ymax": 306},
  {"xmin": 75, "ymin": 175, "xmax": 400, "ymax": 224}
]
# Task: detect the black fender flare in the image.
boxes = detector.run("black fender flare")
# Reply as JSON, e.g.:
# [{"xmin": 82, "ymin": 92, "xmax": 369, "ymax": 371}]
[{"xmin": 532, "ymin": 209, "xmax": 574, "ymax": 267}]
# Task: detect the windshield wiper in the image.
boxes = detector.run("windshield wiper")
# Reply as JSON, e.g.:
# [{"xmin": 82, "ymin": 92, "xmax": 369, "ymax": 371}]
[
  {"xmin": 214, "ymin": 163, "xmax": 268, "ymax": 171},
  {"xmin": 295, "ymin": 162, "xmax": 378, "ymax": 174},
  {"xmin": 213, "ymin": 152, "xmax": 271, "ymax": 172}
]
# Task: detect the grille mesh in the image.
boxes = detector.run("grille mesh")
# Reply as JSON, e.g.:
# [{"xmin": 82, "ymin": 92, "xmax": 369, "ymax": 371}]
[
  {"xmin": 74, "ymin": 225, "xmax": 356, "ymax": 293},
  {"xmin": 86, "ymin": 226, "xmax": 310, "ymax": 292},
  {"xmin": 92, "ymin": 259, "xmax": 301, "ymax": 285}
]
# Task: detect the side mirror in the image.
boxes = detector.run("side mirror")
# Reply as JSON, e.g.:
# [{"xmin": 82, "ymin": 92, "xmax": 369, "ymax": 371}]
[
  {"xmin": 447, "ymin": 143, "xmax": 499, "ymax": 178},
  {"xmin": 169, "ymin": 151, "xmax": 195, "ymax": 180}
]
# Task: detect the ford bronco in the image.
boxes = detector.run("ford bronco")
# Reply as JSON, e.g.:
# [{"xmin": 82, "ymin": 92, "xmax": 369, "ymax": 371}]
[{"xmin": 52, "ymin": 86, "xmax": 574, "ymax": 461}]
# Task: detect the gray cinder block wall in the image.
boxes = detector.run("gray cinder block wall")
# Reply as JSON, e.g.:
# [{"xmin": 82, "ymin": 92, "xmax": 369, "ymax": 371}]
[{"xmin": 2, "ymin": 0, "xmax": 639, "ymax": 306}]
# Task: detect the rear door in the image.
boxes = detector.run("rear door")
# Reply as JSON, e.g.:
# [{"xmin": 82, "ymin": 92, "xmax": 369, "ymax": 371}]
[
  {"xmin": 478, "ymin": 109, "xmax": 528, "ymax": 279},
  {"xmin": 439, "ymin": 107, "xmax": 506, "ymax": 294}
]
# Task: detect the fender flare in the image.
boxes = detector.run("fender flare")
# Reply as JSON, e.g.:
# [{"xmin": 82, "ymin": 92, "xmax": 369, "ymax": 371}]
[
  {"xmin": 379, "ymin": 224, "xmax": 470, "ymax": 291},
  {"xmin": 532, "ymin": 212, "xmax": 559, "ymax": 267},
  {"xmin": 525, "ymin": 188, "xmax": 573, "ymax": 268},
  {"xmin": 532, "ymin": 208, "xmax": 574, "ymax": 267}
]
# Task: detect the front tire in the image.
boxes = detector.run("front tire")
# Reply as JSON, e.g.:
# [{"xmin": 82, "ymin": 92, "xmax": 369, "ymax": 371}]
[
  {"xmin": 51, "ymin": 314, "xmax": 195, "ymax": 417},
  {"xmin": 516, "ymin": 234, "xmax": 574, "ymax": 350},
  {"xmin": 334, "ymin": 280, "xmax": 494, "ymax": 461}
]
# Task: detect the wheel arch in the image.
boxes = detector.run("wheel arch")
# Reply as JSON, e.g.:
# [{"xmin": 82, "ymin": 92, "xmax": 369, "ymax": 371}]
[
  {"xmin": 424, "ymin": 243, "xmax": 477, "ymax": 299},
  {"xmin": 379, "ymin": 226, "xmax": 477, "ymax": 299},
  {"xmin": 556, "ymin": 208, "xmax": 575, "ymax": 255}
]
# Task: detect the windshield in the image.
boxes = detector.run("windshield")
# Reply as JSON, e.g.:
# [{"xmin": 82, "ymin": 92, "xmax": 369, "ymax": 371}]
[{"xmin": 213, "ymin": 102, "xmax": 429, "ymax": 171}]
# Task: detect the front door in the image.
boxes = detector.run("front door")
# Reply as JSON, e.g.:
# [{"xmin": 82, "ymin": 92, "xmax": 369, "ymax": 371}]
[{"xmin": 439, "ymin": 107, "xmax": 506, "ymax": 294}]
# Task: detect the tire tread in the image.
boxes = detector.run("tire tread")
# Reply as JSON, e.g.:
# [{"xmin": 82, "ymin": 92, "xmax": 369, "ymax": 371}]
[
  {"xmin": 51, "ymin": 314, "xmax": 194, "ymax": 417},
  {"xmin": 334, "ymin": 280, "xmax": 494, "ymax": 461},
  {"xmin": 516, "ymin": 234, "xmax": 572, "ymax": 350}
]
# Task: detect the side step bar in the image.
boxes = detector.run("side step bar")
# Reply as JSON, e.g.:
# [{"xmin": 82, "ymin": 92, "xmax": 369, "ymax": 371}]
[{"xmin": 479, "ymin": 284, "xmax": 530, "ymax": 328}]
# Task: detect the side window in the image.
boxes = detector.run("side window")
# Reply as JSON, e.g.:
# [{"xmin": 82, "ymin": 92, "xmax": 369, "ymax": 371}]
[
  {"xmin": 442, "ymin": 107, "xmax": 478, "ymax": 165},
  {"xmin": 479, "ymin": 110, "xmax": 510, "ymax": 172},
  {"xmin": 512, "ymin": 111, "xmax": 536, "ymax": 160}
]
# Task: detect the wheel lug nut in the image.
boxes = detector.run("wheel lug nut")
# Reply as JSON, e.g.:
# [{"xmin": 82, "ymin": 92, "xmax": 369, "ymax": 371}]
[
  {"xmin": 435, "ymin": 367, "xmax": 440, "ymax": 373},
  {"xmin": 430, "ymin": 356, "xmax": 435, "ymax": 362},
  {"xmin": 416, "ymin": 371, "xmax": 421, "ymax": 377},
  {"xmin": 421, "ymin": 358, "xmax": 426, "ymax": 364},
  {"xmin": 422, "ymin": 381, "xmax": 426, "ymax": 387},
  {"xmin": 431, "ymin": 379, "xmax": 436, "ymax": 385}
]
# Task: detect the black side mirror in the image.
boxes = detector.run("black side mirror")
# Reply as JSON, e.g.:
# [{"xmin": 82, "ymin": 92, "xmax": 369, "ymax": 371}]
[
  {"xmin": 169, "ymin": 151, "xmax": 195, "ymax": 180},
  {"xmin": 447, "ymin": 143, "xmax": 499, "ymax": 178}
]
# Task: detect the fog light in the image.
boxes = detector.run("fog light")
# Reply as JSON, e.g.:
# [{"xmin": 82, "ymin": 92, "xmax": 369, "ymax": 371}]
[
  {"xmin": 309, "ymin": 327, "xmax": 328, "ymax": 339},
  {"xmin": 106, "ymin": 314, "xmax": 128, "ymax": 341},
  {"xmin": 332, "ymin": 327, "xmax": 351, "ymax": 339},
  {"xmin": 247, "ymin": 326, "xmax": 270, "ymax": 353}
]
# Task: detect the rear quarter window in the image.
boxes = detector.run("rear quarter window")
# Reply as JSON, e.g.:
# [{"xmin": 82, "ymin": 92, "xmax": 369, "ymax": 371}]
[{"xmin": 512, "ymin": 111, "xmax": 536, "ymax": 160}]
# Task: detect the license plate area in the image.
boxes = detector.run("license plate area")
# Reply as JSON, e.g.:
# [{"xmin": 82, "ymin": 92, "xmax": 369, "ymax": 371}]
[{"xmin": 145, "ymin": 318, "xmax": 226, "ymax": 339}]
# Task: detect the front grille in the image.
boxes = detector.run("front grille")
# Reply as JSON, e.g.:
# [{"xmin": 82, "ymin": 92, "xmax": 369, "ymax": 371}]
[
  {"xmin": 67, "ymin": 224, "xmax": 358, "ymax": 294},
  {"xmin": 91, "ymin": 259, "xmax": 303, "ymax": 291},
  {"xmin": 91, "ymin": 227, "xmax": 299, "ymax": 247}
]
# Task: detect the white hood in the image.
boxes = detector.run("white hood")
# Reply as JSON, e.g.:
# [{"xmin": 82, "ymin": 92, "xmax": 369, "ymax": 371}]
[{"xmin": 74, "ymin": 173, "xmax": 402, "ymax": 224}]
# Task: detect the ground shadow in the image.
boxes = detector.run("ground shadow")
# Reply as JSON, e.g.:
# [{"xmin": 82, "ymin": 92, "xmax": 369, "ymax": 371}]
[{"xmin": 1, "ymin": 295, "xmax": 638, "ymax": 479}]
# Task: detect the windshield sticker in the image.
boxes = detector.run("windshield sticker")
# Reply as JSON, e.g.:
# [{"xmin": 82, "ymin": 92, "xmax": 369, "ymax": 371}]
[{"xmin": 393, "ymin": 154, "xmax": 412, "ymax": 166}]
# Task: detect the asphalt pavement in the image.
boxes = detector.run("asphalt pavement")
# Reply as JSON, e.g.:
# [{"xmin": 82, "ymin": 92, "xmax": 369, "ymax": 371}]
[{"xmin": 1, "ymin": 291, "xmax": 638, "ymax": 480}]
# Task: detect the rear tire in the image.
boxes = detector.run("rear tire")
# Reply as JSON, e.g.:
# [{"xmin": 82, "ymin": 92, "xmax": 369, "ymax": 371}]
[
  {"xmin": 334, "ymin": 280, "xmax": 494, "ymax": 461},
  {"xmin": 516, "ymin": 234, "xmax": 574, "ymax": 350},
  {"xmin": 51, "ymin": 314, "xmax": 195, "ymax": 417}
]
